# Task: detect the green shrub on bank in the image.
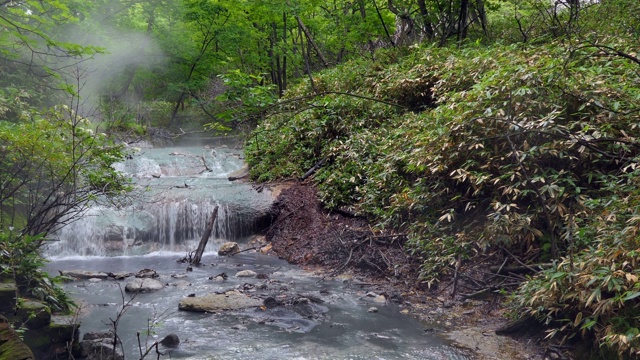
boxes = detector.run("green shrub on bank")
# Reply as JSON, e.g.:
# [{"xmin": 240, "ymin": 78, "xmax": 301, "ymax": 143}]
[{"xmin": 246, "ymin": 0, "xmax": 640, "ymax": 356}]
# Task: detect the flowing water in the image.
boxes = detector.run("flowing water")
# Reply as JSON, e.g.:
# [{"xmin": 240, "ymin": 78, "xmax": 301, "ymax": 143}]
[{"xmin": 43, "ymin": 144, "xmax": 469, "ymax": 360}]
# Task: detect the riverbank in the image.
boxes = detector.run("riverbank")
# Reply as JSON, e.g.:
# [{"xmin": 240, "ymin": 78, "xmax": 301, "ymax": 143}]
[{"xmin": 261, "ymin": 182, "xmax": 563, "ymax": 360}]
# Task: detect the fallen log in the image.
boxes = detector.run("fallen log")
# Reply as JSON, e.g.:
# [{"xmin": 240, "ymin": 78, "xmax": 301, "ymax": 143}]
[
  {"xmin": 489, "ymin": 263, "xmax": 553, "ymax": 275},
  {"xmin": 191, "ymin": 206, "xmax": 219, "ymax": 265},
  {"xmin": 301, "ymin": 158, "xmax": 326, "ymax": 180}
]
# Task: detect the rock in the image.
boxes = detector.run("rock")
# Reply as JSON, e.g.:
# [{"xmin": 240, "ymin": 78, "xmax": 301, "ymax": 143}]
[
  {"xmin": 170, "ymin": 280, "xmax": 191, "ymax": 289},
  {"xmin": 368, "ymin": 307, "xmax": 379, "ymax": 313},
  {"xmin": 125, "ymin": 278, "xmax": 164, "ymax": 292},
  {"xmin": 0, "ymin": 315, "xmax": 35, "ymax": 360},
  {"xmin": 16, "ymin": 299, "xmax": 51, "ymax": 328},
  {"xmin": 218, "ymin": 242, "xmax": 240, "ymax": 256},
  {"xmin": 135, "ymin": 269, "xmax": 158, "ymax": 278},
  {"xmin": 263, "ymin": 297, "xmax": 282, "ymax": 309},
  {"xmin": 60, "ymin": 270, "xmax": 110, "ymax": 280},
  {"xmin": 0, "ymin": 278, "xmax": 18, "ymax": 313},
  {"xmin": 83, "ymin": 331, "xmax": 115, "ymax": 341},
  {"xmin": 159, "ymin": 333, "xmax": 180, "ymax": 348},
  {"xmin": 236, "ymin": 270, "xmax": 257, "ymax": 278},
  {"xmin": 231, "ymin": 324, "xmax": 247, "ymax": 331},
  {"xmin": 110, "ymin": 272, "xmax": 132, "ymax": 280},
  {"xmin": 227, "ymin": 166, "xmax": 249, "ymax": 181},
  {"xmin": 178, "ymin": 292, "xmax": 262, "ymax": 312},
  {"xmin": 88, "ymin": 278, "xmax": 103, "ymax": 282},
  {"xmin": 373, "ymin": 295, "xmax": 387, "ymax": 304},
  {"xmin": 80, "ymin": 339, "xmax": 123, "ymax": 360}
]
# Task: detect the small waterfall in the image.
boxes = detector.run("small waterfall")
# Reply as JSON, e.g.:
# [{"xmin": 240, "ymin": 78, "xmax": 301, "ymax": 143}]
[{"xmin": 44, "ymin": 146, "xmax": 272, "ymax": 257}]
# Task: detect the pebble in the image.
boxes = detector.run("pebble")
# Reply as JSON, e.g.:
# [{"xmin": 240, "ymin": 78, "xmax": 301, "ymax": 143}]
[{"xmin": 368, "ymin": 307, "xmax": 378, "ymax": 313}]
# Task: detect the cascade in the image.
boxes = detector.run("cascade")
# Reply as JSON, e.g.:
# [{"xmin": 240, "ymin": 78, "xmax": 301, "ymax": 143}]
[{"xmin": 44, "ymin": 146, "xmax": 272, "ymax": 257}]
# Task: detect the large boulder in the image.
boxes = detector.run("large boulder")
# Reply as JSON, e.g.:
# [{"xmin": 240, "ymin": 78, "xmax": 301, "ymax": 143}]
[
  {"xmin": 0, "ymin": 315, "xmax": 35, "ymax": 360},
  {"xmin": 125, "ymin": 278, "xmax": 164, "ymax": 293},
  {"xmin": 178, "ymin": 291, "xmax": 261, "ymax": 312},
  {"xmin": 217, "ymin": 242, "xmax": 239, "ymax": 256}
]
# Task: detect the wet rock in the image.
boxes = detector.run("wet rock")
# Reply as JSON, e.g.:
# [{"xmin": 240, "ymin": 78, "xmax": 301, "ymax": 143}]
[
  {"xmin": 16, "ymin": 299, "xmax": 51, "ymax": 328},
  {"xmin": 82, "ymin": 330, "xmax": 115, "ymax": 341},
  {"xmin": 218, "ymin": 242, "xmax": 240, "ymax": 256},
  {"xmin": 60, "ymin": 270, "xmax": 110, "ymax": 280},
  {"xmin": 373, "ymin": 295, "xmax": 387, "ymax": 304},
  {"xmin": 368, "ymin": 307, "xmax": 379, "ymax": 313},
  {"xmin": 88, "ymin": 278, "xmax": 103, "ymax": 282},
  {"xmin": 227, "ymin": 166, "xmax": 249, "ymax": 181},
  {"xmin": 236, "ymin": 270, "xmax": 257, "ymax": 278},
  {"xmin": 80, "ymin": 330, "xmax": 122, "ymax": 360},
  {"xmin": 209, "ymin": 272, "xmax": 228, "ymax": 281},
  {"xmin": 159, "ymin": 333, "xmax": 180, "ymax": 348},
  {"xmin": 135, "ymin": 269, "xmax": 158, "ymax": 278},
  {"xmin": 110, "ymin": 272, "xmax": 132, "ymax": 280},
  {"xmin": 125, "ymin": 278, "xmax": 164, "ymax": 293},
  {"xmin": 0, "ymin": 315, "xmax": 35, "ymax": 360},
  {"xmin": 231, "ymin": 324, "xmax": 247, "ymax": 331},
  {"xmin": 178, "ymin": 292, "xmax": 262, "ymax": 312},
  {"xmin": 81, "ymin": 338, "xmax": 123, "ymax": 360},
  {"xmin": 170, "ymin": 280, "xmax": 191, "ymax": 289}
]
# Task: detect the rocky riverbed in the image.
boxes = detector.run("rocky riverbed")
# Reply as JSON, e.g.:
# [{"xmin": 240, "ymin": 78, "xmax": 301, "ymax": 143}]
[{"xmin": 261, "ymin": 183, "xmax": 555, "ymax": 360}]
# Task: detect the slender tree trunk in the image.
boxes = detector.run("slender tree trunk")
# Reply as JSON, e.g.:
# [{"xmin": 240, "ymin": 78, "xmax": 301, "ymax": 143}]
[
  {"xmin": 295, "ymin": 15, "xmax": 329, "ymax": 67},
  {"xmin": 373, "ymin": 0, "xmax": 395, "ymax": 47},
  {"xmin": 458, "ymin": 0, "xmax": 469, "ymax": 42},
  {"xmin": 192, "ymin": 206, "xmax": 219, "ymax": 266},
  {"xmin": 416, "ymin": 0, "xmax": 434, "ymax": 39},
  {"xmin": 282, "ymin": 12, "xmax": 287, "ymax": 94},
  {"xmin": 299, "ymin": 22, "xmax": 317, "ymax": 93}
]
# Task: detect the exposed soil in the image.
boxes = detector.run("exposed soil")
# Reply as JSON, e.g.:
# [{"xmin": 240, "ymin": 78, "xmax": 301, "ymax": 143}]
[{"xmin": 262, "ymin": 183, "xmax": 573, "ymax": 360}]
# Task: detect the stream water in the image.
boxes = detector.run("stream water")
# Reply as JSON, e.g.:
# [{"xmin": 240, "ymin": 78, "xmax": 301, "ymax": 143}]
[{"xmin": 43, "ymin": 144, "xmax": 469, "ymax": 360}]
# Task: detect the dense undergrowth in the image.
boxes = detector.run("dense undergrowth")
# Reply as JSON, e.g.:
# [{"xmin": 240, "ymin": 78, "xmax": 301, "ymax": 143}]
[{"xmin": 246, "ymin": 0, "xmax": 640, "ymax": 357}]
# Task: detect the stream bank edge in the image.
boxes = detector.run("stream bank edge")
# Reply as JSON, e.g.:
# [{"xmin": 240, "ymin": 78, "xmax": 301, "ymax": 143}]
[{"xmin": 260, "ymin": 181, "xmax": 552, "ymax": 360}]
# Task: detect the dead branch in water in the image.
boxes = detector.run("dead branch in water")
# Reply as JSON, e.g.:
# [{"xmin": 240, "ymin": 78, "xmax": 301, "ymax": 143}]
[{"xmin": 191, "ymin": 206, "xmax": 219, "ymax": 265}]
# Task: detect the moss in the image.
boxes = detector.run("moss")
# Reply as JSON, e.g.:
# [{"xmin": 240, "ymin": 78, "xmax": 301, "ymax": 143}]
[
  {"xmin": 0, "ymin": 315, "xmax": 35, "ymax": 360},
  {"xmin": 0, "ymin": 279, "xmax": 17, "ymax": 314},
  {"xmin": 48, "ymin": 315, "xmax": 79, "ymax": 343},
  {"xmin": 16, "ymin": 299, "xmax": 51, "ymax": 328}
]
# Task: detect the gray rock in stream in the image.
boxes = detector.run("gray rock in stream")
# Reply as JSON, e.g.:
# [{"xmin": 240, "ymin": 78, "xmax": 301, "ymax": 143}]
[
  {"xmin": 80, "ymin": 332, "xmax": 123, "ymax": 360},
  {"xmin": 178, "ymin": 291, "xmax": 262, "ymax": 312},
  {"xmin": 218, "ymin": 242, "xmax": 239, "ymax": 256},
  {"xmin": 60, "ymin": 270, "xmax": 110, "ymax": 280},
  {"xmin": 125, "ymin": 278, "xmax": 164, "ymax": 292}
]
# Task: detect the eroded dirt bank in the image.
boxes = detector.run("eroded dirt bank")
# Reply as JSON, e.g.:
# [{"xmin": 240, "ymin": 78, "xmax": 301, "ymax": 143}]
[{"xmin": 262, "ymin": 183, "xmax": 561, "ymax": 360}]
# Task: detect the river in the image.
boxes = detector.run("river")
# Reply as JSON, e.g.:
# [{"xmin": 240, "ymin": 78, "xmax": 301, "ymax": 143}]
[{"xmin": 43, "ymin": 144, "xmax": 469, "ymax": 360}]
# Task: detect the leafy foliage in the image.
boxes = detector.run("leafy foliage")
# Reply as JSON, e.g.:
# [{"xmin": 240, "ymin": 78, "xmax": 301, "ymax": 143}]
[{"xmin": 246, "ymin": 0, "xmax": 640, "ymax": 356}]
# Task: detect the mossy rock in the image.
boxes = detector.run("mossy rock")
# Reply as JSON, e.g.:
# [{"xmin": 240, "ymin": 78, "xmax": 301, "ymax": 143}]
[
  {"xmin": 0, "ymin": 315, "xmax": 35, "ymax": 360},
  {"xmin": 0, "ymin": 278, "xmax": 17, "ymax": 314},
  {"xmin": 16, "ymin": 299, "xmax": 51, "ymax": 328},
  {"xmin": 49, "ymin": 315, "xmax": 79, "ymax": 343}
]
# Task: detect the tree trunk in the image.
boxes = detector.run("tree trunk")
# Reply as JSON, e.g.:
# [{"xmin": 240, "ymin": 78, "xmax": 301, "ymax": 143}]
[
  {"xmin": 373, "ymin": 0, "xmax": 395, "ymax": 47},
  {"xmin": 416, "ymin": 0, "xmax": 434, "ymax": 39},
  {"xmin": 295, "ymin": 15, "xmax": 329, "ymax": 67},
  {"xmin": 282, "ymin": 11, "xmax": 287, "ymax": 94},
  {"xmin": 191, "ymin": 206, "xmax": 219, "ymax": 266},
  {"xmin": 458, "ymin": 0, "xmax": 470, "ymax": 42}
]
